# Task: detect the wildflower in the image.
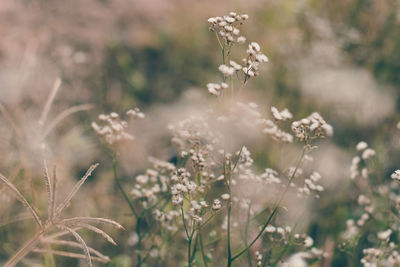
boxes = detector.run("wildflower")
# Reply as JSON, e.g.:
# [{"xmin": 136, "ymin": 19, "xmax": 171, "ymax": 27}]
[
  {"xmin": 304, "ymin": 236, "xmax": 314, "ymax": 247},
  {"xmin": 212, "ymin": 199, "xmax": 222, "ymax": 210},
  {"xmin": 357, "ymin": 195, "xmax": 371, "ymax": 205},
  {"xmin": 391, "ymin": 170, "xmax": 400, "ymax": 181},
  {"xmin": 242, "ymin": 42, "xmax": 268, "ymax": 78},
  {"xmin": 271, "ymin": 106, "xmax": 293, "ymax": 121},
  {"xmin": 292, "ymin": 112, "xmax": 333, "ymax": 141},
  {"xmin": 356, "ymin": 141, "xmax": 368, "ymax": 151},
  {"xmin": 208, "ymin": 12, "xmax": 250, "ymax": 44},
  {"xmin": 284, "ymin": 253, "xmax": 307, "ymax": 267},
  {"xmin": 92, "ymin": 109, "xmax": 144, "ymax": 145},
  {"xmin": 377, "ymin": 229, "xmax": 392, "ymax": 241},
  {"xmin": 221, "ymin": 193, "xmax": 230, "ymax": 200},
  {"xmin": 218, "ymin": 64, "xmax": 235, "ymax": 76},
  {"xmin": 362, "ymin": 148, "xmax": 376, "ymax": 160}
]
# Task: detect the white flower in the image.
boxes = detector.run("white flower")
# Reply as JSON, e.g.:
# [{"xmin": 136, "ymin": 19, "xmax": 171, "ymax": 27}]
[
  {"xmin": 212, "ymin": 199, "xmax": 222, "ymax": 210},
  {"xmin": 237, "ymin": 36, "xmax": 246, "ymax": 43},
  {"xmin": 221, "ymin": 194, "xmax": 230, "ymax": 200},
  {"xmin": 218, "ymin": 64, "xmax": 235, "ymax": 76},
  {"xmin": 356, "ymin": 141, "xmax": 368, "ymax": 151},
  {"xmin": 391, "ymin": 170, "xmax": 400, "ymax": 181},
  {"xmin": 362, "ymin": 148, "xmax": 376, "ymax": 160},
  {"xmin": 284, "ymin": 253, "xmax": 307, "ymax": 267},
  {"xmin": 377, "ymin": 229, "xmax": 392, "ymax": 241}
]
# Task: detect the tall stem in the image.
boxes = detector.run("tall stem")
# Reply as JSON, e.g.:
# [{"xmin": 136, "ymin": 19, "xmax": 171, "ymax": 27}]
[
  {"xmin": 198, "ymin": 224, "xmax": 209, "ymax": 267},
  {"xmin": 112, "ymin": 156, "xmax": 142, "ymax": 266},
  {"xmin": 5, "ymin": 231, "xmax": 43, "ymax": 267},
  {"xmin": 112, "ymin": 157, "xmax": 138, "ymax": 218},
  {"xmin": 245, "ymin": 202, "xmax": 253, "ymax": 267},
  {"xmin": 227, "ymin": 159, "xmax": 232, "ymax": 267}
]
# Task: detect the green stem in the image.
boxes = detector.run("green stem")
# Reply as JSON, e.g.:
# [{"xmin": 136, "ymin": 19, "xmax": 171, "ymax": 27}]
[
  {"xmin": 112, "ymin": 157, "xmax": 138, "ymax": 218},
  {"xmin": 181, "ymin": 207, "xmax": 193, "ymax": 267},
  {"xmin": 245, "ymin": 203, "xmax": 253, "ymax": 267},
  {"xmin": 227, "ymin": 159, "xmax": 232, "ymax": 267},
  {"xmin": 136, "ymin": 217, "xmax": 142, "ymax": 267},
  {"xmin": 198, "ymin": 225, "xmax": 209, "ymax": 267},
  {"xmin": 112, "ymin": 157, "xmax": 143, "ymax": 266}
]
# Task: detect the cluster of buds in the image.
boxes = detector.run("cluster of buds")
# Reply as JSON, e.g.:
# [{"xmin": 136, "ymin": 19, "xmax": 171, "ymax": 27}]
[
  {"xmin": 271, "ymin": 106, "xmax": 293, "ymax": 121},
  {"xmin": 91, "ymin": 109, "xmax": 144, "ymax": 145},
  {"xmin": 187, "ymin": 200, "xmax": 209, "ymax": 222},
  {"xmin": 391, "ymin": 170, "xmax": 400, "ymax": 182},
  {"xmin": 131, "ymin": 169, "xmax": 168, "ymax": 208},
  {"xmin": 208, "ymin": 12, "xmax": 248, "ymax": 44},
  {"xmin": 153, "ymin": 209, "xmax": 180, "ymax": 231},
  {"xmin": 171, "ymin": 168, "xmax": 196, "ymax": 205},
  {"xmin": 361, "ymin": 243, "xmax": 400, "ymax": 267},
  {"xmin": 242, "ymin": 42, "xmax": 269, "ymax": 78},
  {"xmin": 255, "ymin": 251, "xmax": 263, "ymax": 266},
  {"xmin": 297, "ymin": 171, "xmax": 324, "ymax": 198},
  {"xmin": 212, "ymin": 198, "xmax": 222, "ymax": 210},
  {"xmin": 263, "ymin": 106, "xmax": 294, "ymax": 143},
  {"xmin": 350, "ymin": 142, "xmax": 375, "ymax": 179},
  {"xmin": 260, "ymin": 168, "xmax": 281, "ymax": 184},
  {"xmin": 291, "ymin": 112, "xmax": 333, "ymax": 141},
  {"xmin": 263, "ymin": 119, "xmax": 293, "ymax": 143},
  {"xmin": 207, "ymin": 82, "xmax": 228, "ymax": 96},
  {"xmin": 218, "ymin": 60, "xmax": 243, "ymax": 78}
]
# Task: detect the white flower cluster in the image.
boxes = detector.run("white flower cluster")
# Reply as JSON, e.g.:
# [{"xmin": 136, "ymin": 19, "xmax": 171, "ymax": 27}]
[
  {"xmin": 91, "ymin": 108, "xmax": 144, "ymax": 145},
  {"xmin": 236, "ymin": 146, "xmax": 253, "ymax": 168},
  {"xmin": 208, "ymin": 12, "xmax": 248, "ymax": 44},
  {"xmin": 212, "ymin": 198, "xmax": 222, "ymax": 211},
  {"xmin": 271, "ymin": 106, "xmax": 293, "ymax": 121},
  {"xmin": 263, "ymin": 119, "xmax": 293, "ymax": 143},
  {"xmin": 361, "ymin": 243, "xmax": 400, "ymax": 267},
  {"xmin": 171, "ymin": 168, "xmax": 196, "ymax": 206},
  {"xmin": 242, "ymin": 42, "xmax": 269, "ymax": 78},
  {"xmin": 131, "ymin": 157, "xmax": 176, "ymax": 208},
  {"xmin": 282, "ymin": 248, "xmax": 326, "ymax": 267},
  {"xmin": 255, "ymin": 251, "xmax": 263, "ymax": 266},
  {"xmin": 168, "ymin": 116, "xmax": 220, "ymax": 155},
  {"xmin": 391, "ymin": 170, "xmax": 400, "ymax": 182},
  {"xmin": 291, "ymin": 112, "xmax": 333, "ymax": 141},
  {"xmin": 342, "ymin": 219, "xmax": 358, "ymax": 240},
  {"xmin": 297, "ymin": 171, "xmax": 324, "ymax": 198},
  {"xmin": 187, "ymin": 200, "xmax": 209, "ymax": 222},
  {"xmin": 350, "ymin": 142, "xmax": 375, "ymax": 179},
  {"xmin": 260, "ymin": 168, "xmax": 281, "ymax": 184},
  {"xmin": 153, "ymin": 209, "xmax": 180, "ymax": 231},
  {"xmin": 263, "ymin": 106, "xmax": 294, "ymax": 143},
  {"xmin": 207, "ymin": 82, "xmax": 228, "ymax": 96}
]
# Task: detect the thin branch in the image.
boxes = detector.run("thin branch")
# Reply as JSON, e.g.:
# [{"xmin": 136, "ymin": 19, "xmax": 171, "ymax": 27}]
[
  {"xmin": 55, "ymin": 163, "xmax": 99, "ymax": 216},
  {"xmin": 68, "ymin": 223, "xmax": 117, "ymax": 246},
  {"xmin": 0, "ymin": 173, "xmax": 42, "ymax": 228},
  {"xmin": 51, "ymin": 166, "xmax": 57, "ymax": 220},
  {"xmin": 42, "ymin": 159, "xmax": 53, "ymax": 220},
  {"xmin": 5, "ymin": 231, "xmax": 43, "ymax": 267},
  {"xmin": 60, "ymin": 217, "xmax": 124, "ymax": 230},
  {"xmin": 32, "ymin": 248, "xmax": 108, "ymax": 263},
  {"xmin": 0, "ymin": 104, "xmax": 23, "ymax": 140},
  {"xmin": 40, "ymin": 239, "xmax": 110, "ymax": 262},
  {"xmin": 39, "ymin": 78, "xmax": 62, "ymax": 127},
  {"xmin": 0, "ymin": 212, "xmax": 33, "ymax": 228},
  {"xmin": 41, "ymin": 104, "xmax": 93, "ymax": 139},
  {"xmin": 57, "ymin": 225, "xmax": 92, "ymax": 267}
]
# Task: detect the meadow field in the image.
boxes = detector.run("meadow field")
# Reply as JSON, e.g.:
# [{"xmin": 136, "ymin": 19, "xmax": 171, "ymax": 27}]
[{"xmin": 1, "ymin": 1, "xmax": 400, "ymax": 266}]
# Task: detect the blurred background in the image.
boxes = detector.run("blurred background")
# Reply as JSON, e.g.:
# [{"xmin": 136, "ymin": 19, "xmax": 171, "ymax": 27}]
[{"xmin": 1, "ymin": 0, "xmax": 400, "ymax": 266}]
